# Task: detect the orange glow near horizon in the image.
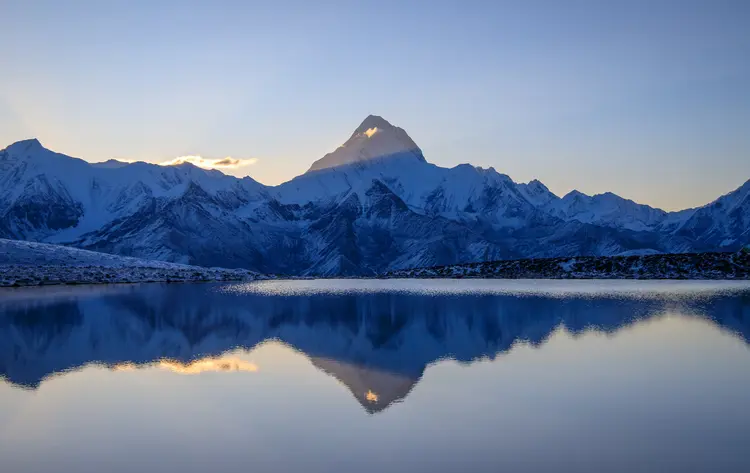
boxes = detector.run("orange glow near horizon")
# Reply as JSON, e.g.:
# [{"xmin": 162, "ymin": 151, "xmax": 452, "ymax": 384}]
[{"xmin": 113, "ymin": 357, "xmax": 259, "ymax": 375}]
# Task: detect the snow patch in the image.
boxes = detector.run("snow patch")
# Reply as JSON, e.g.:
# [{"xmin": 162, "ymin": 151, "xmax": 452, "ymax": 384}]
[{"xmin": 0, "ymin": 238, "xmax": 263, "ymax": 286}]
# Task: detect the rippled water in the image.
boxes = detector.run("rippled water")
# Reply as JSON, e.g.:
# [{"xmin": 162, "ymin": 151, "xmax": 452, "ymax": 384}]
[{"xmin": 1, "ymin": 280, "xmax": 750, "ymax": 473}]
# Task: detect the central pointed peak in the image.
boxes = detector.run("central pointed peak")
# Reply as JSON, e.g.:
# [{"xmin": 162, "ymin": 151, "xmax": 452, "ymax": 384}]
[
  {"xmin": 307, "ymin": 115, "xmax": 426, "ymax": 173},
  {"xmin": 352, "ymin": 114, "xmax": 394, "ymax": 137}
]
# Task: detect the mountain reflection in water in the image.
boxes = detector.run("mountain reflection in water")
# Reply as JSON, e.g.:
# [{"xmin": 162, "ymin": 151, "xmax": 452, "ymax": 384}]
[{"xmin": 1, "ymin": 281, "xmax": 749, "ymax": 414}]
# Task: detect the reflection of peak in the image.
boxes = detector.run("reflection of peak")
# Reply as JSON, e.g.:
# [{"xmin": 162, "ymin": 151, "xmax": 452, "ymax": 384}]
[
  {"xmin": 1, "ymin": 283, "xmax": 749, "ymax": 407},
  {"xmin": 307, "ymin": 115, "xmax": 425, "ymax": 172},
  {"xmin": 310, "ymin": 357, "xmax": 419, "ymax": 414}
]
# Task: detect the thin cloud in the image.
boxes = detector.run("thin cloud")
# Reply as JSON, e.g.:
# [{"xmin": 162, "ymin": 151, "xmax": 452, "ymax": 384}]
[{"xmin": 160, "ymin": 155, "xmax": 259, "ymax": 170}]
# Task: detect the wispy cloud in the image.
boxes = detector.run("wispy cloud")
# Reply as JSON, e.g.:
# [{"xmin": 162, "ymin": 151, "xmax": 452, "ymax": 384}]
[{"xmin": 160, "ymin": 155, "xmax": 259, "ymax": 170}]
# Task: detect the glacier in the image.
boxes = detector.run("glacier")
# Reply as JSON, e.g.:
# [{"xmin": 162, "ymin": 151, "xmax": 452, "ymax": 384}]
[{"xmin": 1, "ymin": 115, "xmax": 748, "ymax": 276}]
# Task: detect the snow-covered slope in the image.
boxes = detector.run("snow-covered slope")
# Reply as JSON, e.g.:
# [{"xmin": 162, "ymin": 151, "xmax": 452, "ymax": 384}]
[
  {"xmin": 0, "ymin": 238, "xmax": 261, "ymax": 286},
  {"xmin": 1, "ymin": 116, "xmax": 748, "ymax": 275},
  {"xmin": 279, "ymin": 132, "xmax": 544, "ymax": 231},
  {"xmin": 546, "ymin": 190, "xmax": 669, "ymax": 232},
  {"xmin": 278, "ymin": 117, "xmax": 688, "ymax": 237},
  {"xmin": 672, "ymin": 179, "xmax": 750, "ymax": 250}
]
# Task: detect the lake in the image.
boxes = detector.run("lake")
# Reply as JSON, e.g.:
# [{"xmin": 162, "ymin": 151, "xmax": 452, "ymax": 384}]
[{"xmin": 1, "ymin": 279, "xmax": 750, "ymax": 473}]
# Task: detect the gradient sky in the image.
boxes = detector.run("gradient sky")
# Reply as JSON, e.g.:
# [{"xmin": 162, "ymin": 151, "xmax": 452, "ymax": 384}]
[{"xmin": 1, "ymin": 0, "xmax": 748, "ymax": 211}]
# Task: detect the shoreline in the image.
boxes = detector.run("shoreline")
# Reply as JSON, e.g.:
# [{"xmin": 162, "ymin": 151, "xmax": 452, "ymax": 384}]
[
  {"xmin": 2, "ymin": 250, "xmax": 749, "ymax": 288},
  {"xmin": 0, "ymin": 264, "xmax": 261, "ymax": 288},
  {"xmin": 384, "ymin": 251, "xmax": 750, "ymax": 280}
]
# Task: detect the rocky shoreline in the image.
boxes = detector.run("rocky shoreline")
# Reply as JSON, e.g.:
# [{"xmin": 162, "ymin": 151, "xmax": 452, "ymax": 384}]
[
  {"xmin": 384, "ymin": 250, "xmax": 750, "ymax": 280},
  {"xmin": 0, "ymin": 264, "xmax": 260, "ymax": 287},
  {"xmin": 0, "ymin": 239, "xmax": 262, "ymax": 287}
]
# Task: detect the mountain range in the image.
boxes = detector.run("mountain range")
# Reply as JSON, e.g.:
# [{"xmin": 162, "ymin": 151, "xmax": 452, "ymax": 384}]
[{"xmin": 1, "ymin": 115, "xmax": 748, "ymax": 276}]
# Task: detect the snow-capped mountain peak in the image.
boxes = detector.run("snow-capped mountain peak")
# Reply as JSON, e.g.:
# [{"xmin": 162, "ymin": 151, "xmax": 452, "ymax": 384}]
[
  {"xmin": 307, "ymin": 115, "xmax": 425, "ymax": 172},
  {"xmin": 8, "ymin": 137, "xmax": 43, "ymax": 152},
  {"xmin": 2, "ymin": 138, "xmax": 53, "ymax": 162},
  {"xmin": 351, "ymin": 114, "xmax": 395, "ymax": 136},
  {"xmin": 517, "ymin": 179, "xmax": 559, "ymax": 207},
  {"xmin": 563, "ymin": 189, "xmax": 587, "ymax": 200}
]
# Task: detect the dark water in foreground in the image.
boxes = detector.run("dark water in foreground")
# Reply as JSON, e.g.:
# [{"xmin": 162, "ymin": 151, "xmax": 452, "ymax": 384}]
[{"xmin": 1, "ymin": 279, "xmax": 750, "ymax": 473}]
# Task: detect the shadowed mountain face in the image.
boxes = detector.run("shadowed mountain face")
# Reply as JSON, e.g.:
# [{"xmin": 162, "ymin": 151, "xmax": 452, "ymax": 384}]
[
  {"xmin": 2, "ymin": 282, "xmax": 749, "ymax": 413},
  {"xmin": 1, "ymin": 116, "xmax": 749, "ymax": 275}
]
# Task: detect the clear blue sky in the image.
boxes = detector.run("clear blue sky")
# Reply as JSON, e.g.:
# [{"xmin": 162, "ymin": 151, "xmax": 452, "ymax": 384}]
[{"xmin": 1, "ymin": 0, "xmax": 748, "ymax": 210}]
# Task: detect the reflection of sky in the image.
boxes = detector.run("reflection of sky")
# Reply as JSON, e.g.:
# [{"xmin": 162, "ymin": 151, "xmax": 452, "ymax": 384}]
[
  {"xmin": 1, "ymin": 314, "xmax": 749, "ymax": 473},
  {"xmin": 2, "ymin": 1, "xmax": 749, "ymax": 210}
]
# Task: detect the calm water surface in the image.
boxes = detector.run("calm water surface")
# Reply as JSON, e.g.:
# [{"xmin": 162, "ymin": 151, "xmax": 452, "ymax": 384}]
[{"xmin": 1, "ymin": 279, "xmax": 750, "ymax": 473}]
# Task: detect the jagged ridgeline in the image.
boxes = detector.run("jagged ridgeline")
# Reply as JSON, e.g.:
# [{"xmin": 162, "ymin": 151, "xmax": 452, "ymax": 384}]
[{"xmin": 1, "ymin": 116, "xmax": 749, "ymax": 276}]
